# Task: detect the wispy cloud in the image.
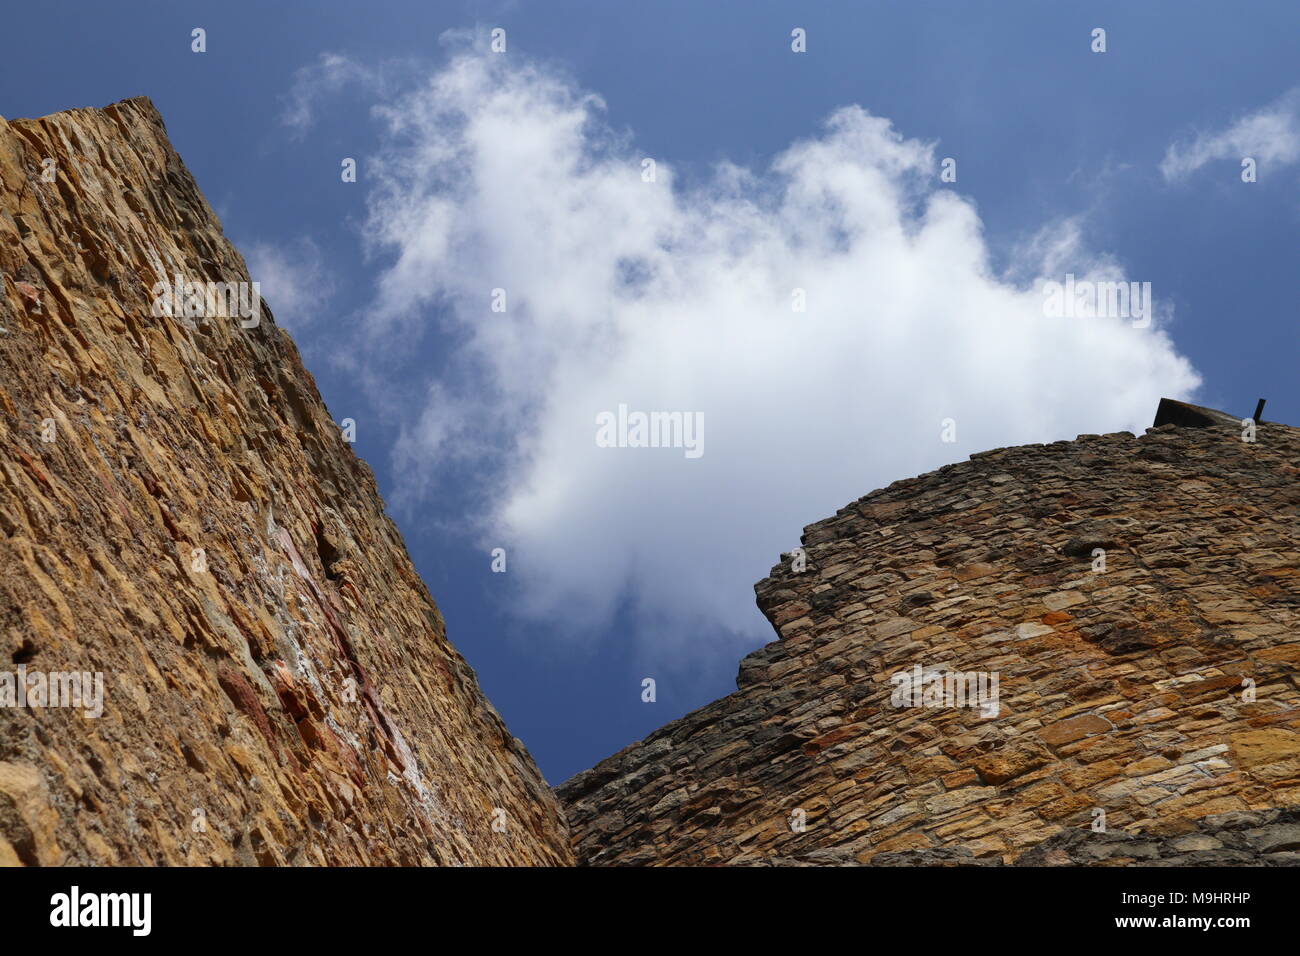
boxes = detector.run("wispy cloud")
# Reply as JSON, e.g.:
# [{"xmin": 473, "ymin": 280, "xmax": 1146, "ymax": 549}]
[
  {"xmin": 1160, "ymin": 88, "xmax": 1300, "ymax": 181},
  {"xmin": 280, "ymin": 52, "xmax": 390, "ymax": 135},
  {"xmin": 336, "ymin": 43, "xmax": 1199, "ymax": 654},
  {"xmin": 244, "ymin": 237, "xmax": 334, "ymax": 329}
]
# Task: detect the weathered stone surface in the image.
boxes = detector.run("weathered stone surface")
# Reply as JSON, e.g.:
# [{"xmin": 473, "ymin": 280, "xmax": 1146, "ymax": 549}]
[
  {"xmin": 559, "ymin": 418, "xmax": 1300, "ymax": 865},
  {"xmin": 0, "ymin": 98, "xmax": 572, "ymax": 865},
  {"xmin": 1039, "ymin": 714, "xmax": 1112, "ymax": 747},
  {"xmin": 743, "ymin": 808, "xmax": 1300, "ymax": 867},
  {"xmin": 1014, "ymin": 807, "xmax": 1300, "ymax": 867},
  {"xmin": 0, "ymin": 761, "xmax": 61, "ymax": 865}
]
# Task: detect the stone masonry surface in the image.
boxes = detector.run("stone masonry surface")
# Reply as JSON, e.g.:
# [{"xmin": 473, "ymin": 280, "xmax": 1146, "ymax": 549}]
[
  {"xmin": 559, "ymin": 417, "xmax": 1300, "ymax": 864},
  {"xmin": 3, "ymin": 95, "xmax": 1295, "ymax": 871},
  {"xmin": 0, "ymin": 98, "xmax": 573, "ymax": 865}
]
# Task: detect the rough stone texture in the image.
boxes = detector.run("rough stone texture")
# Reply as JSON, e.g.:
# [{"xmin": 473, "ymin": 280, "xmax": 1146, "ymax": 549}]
[
  {"xmin": 0, "ymin": 98, "xmax": 572, "ymax": 865},
  {"xmin": 560, "ymin": 418, "xmax": 1300, "ymax": 865},
  {"xmin": 742, "ymin": 807, "xmax": 1300, "ymax": 866}
]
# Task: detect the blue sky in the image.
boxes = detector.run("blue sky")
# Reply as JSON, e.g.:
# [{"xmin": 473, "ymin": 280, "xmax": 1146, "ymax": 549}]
[{"xmin": 4, "ymin": 1, "xmax": 1297, "ymax": 784}]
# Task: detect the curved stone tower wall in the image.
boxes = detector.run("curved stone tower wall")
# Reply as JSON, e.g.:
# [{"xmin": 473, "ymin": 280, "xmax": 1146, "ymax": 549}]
[{"xmin": 560, "ymin": 419, "xmax": 1300, "ymax": 864}]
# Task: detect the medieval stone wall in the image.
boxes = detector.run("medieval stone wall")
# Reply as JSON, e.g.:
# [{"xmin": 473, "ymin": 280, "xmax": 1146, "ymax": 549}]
[
  {"xmin": 0, "ymin": 98, "xmax": 572, "ymax": 865},
  {"xmin": 3, "ymin": 96, "xmax": 1295, "ymax": 870},
  {"xmin": 560, "ymin": 419, "xmax": 1300, "ymax": 864}
]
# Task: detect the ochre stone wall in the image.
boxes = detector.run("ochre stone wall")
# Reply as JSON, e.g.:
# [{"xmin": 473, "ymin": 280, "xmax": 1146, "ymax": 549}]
[
  {"xmin": 3, "ymin": 96, "xmax": 1295, "ymax": 870},
  {"xmin": 0, "ymin": 98, "xmax": 572, "ymax": 865},
  {"xmin": 560, "ymin": 420, "xmax": 1300, "ymax": 864}
]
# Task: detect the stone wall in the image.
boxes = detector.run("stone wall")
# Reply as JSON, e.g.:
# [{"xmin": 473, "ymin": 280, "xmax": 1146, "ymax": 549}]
[
  {"xmin": 560, "ymin": 417, "xmax": 1300, "ymax": 864},
  {"xmin": 4, "ymin": 96, "xmax": 1295, "ymax": 871},
  {"xmin": 0, "ymin": 98, "xmax": 573, "ymax": 865}
]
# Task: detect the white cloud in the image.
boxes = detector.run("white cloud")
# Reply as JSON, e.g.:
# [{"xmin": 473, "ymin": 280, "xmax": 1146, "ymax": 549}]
[
  {"xmin": 356, "ymin": 49, "xmax": 1200, "ymax": 655},
  {"xmin": 1160, "ymin": 89, "xmax": 1300, "ymax": 181},
  {"xmin": 280, "ymin": 53, "xmax": 387, "ymax": 134},
  {"xmin": 244, "ymin": 237, "xmax": 334, "ymax": 329}
]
